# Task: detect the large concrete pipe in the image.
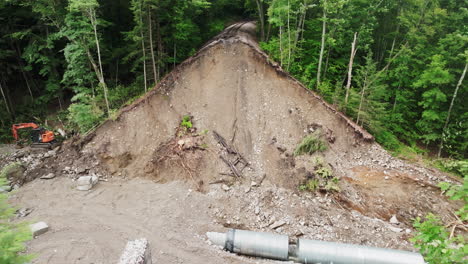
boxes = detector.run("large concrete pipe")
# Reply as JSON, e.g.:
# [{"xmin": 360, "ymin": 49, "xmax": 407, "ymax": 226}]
[
  {"xmin": 207, "ymin": 229, "xmax": 289, "ymax": 260},
  {"xmin": 295, "ymin": 238, "xmax": 426, "ymax": 264},
  {"xmin": 207, "ymin": 229, "xmax": 426, "ymax": 264}
]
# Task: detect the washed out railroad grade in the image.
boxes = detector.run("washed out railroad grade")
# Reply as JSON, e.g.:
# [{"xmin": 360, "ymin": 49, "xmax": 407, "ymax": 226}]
[{"xmin": 4, "ymin": 22, "xmax": 462, "ymax": 264}]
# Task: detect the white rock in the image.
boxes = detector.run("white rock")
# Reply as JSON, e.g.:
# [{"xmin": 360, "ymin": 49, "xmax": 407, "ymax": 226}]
[
  {"xmin": 76, "ymin": 175, "xmax": 99, "ymax": 191},
  {"xmin": 255, "ymin": 207, "xmax": 260, "ymax": 215},
  {"xmin": 221, "ymin": 184, "xmax": 230, "ymax": 191},
  {"xmin": 389, "ymin": 215, "xmax": 400, "ymax": 225},
  {"xmin": 30, "ymin": 222, "xmax": 49, "ymax": 237},
  {"xmin": 388, "ymin": 225, "xmax": 403, "ymax": 233},
  {"xmin": 40, "ymin": 173, "xmax": 56, "ymax": 180},
  {"xmin": 118, "ymin": 238, "xmax": 152, "ymax": 264},
  {"xmin": 270, "ymin": 220, "xmax": 286, "ymax": 229}
]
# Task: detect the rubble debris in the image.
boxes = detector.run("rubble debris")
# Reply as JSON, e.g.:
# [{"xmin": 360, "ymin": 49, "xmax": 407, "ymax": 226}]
[
  {"xmin": 76, "ymin": 175, "xmax": 99, "ymax": 191},
  {"xmin": 388, "ymin": 225, "xmax": 403, "ymax": 233},
  {"xmin": 16, "ymin": 207, "xmax": 33, "ymax": 218},
  {"xmin": 220, "ymin": 155, "xmax": 242, "ymax": 178},
  {"xmin": 30, "ymin": 221, "xmax": 49, "ymax": 237},
  {"xmin": 270, "ymin": 220, "xmax": 286, "ymax": 229},
  {"xmin": 214, "ymin": 131, "xmax": 250, "ymax": 178},
  {"xmin": 40, "ymin": 173, "xmax": 56, "ymax": 180},
  {"xmin": 118, "ymin": 238, "xmax": 152, "ymax": 264}
]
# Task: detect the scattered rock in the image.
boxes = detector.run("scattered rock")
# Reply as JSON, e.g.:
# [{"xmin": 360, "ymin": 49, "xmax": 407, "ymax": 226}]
[
  {"xmin": 118, "ymin": 238, "xmax": 152, "ymax": 264},
  {"xmin": 76, "ymin": 167, "xmax": 87, "ymax": 174},
  {"xmin": 16, "ymin": 208, "xmax": 33, "ymax": 218},
  {"xmin": 30, "ymin": 221, "xmax": 49, "ymax": 237},
  {"xmin": 251, "ymin": 181, "xmax": 258, "ymax": 187},
  {"xmin": 254, "ymin": 206, "xmax": 260, "ymax": 215},
  {"xmin": 76, "ymin": 175, "xmax": 99, "ymax": 191},
  {"xmin": 388, "ymin": 225, "xmax": 403, "ymax": 233},
  {"xmin": 270, "ymin": 220, "xmax": 286, "ymax": 229},
  {"xmin": 221, "ymin": 184, "xmax": 230, "ymax": 191},
  {"xmin": 389, "ymin": 215, "xmax": 399, "ymax": 225},
  {"xmin": 40, "ymin": 173, "xmax": 56, "ymax": 180}
]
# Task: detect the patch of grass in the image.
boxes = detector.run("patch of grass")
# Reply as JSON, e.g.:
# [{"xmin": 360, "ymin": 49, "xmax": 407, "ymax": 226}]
[
  {"xmin": 199, "ymin": 129, "xmax": 209, "ymax": 135},
  {"xmin": 433, "ymin": 159, "xmax": 468, "ymax": 178},
  {"xmin": 0, "ymin": 162, "xmax": 23, "ymax": 180},
  {"xmin": 200, "ymin": 143, "xmax": 209, "ymax": 149},
  {"xmin": 0, "ymin": 170, "xmax": 33, "ymax": 263},
  {"xmin": 299, "ymin": 157, "xmax": 340, "ymax": 192},
  {"xmin": 411, "ymin": 177, "xmax": 467, "ymax": 263},
  {"xmin": 294, "ymin": 133, "xmax": 327, "ymax": 156},
  {"xmin": 299, "ymin": 179, "xmax": 320, "ymax": 192},
  {"xmin": 180, "ymin": 115, "xmax": 193, "ymax": 130}
]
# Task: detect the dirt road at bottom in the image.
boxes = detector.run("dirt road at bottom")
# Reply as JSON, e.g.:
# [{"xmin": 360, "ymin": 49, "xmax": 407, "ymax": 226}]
[{"xmin": 9, "ymin": 177, "xmax": 269, "ymax": 264}]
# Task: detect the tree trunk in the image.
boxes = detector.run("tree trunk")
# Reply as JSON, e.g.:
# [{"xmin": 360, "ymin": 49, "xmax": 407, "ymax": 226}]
[
  {"xmin": 279, "ymin": 25, "xmax": 283, "ymax": 66},
  {"xmin": 316, "ymin": 5, "xmax": 327, "ymax": 87},
  {"xmin": 388, "ymin": 22, "xmax": 400, "ymax": 63},
  {"xmin": 89, "ymin": 8, "xmax": 110, "ymax": 114},
  {"xmin": 12, "ymin": 41, "xmax": 34, "ymax": 101},
  {"xmin": 255, "ymin": 0, "xmax": 265, "ymax": 41},
  {"xmin": 356, "ymin": 82, "xmax": 367, "ymax": 126},
  {"xmin": 392, "ymin": 84, "xmax": 401, "ymax": 112},
  {"xmin": 437, "ymin": 62, "xmax": 467, "ymax": 157},
  {"xmin": 295, "ymin": 0, "xmax": 307, "ymax": 46},
  {"xmin": 148, "ymin": 8, "xmax": 158, "ymax": 84},
  {"xmin": 155, "ymin": 15, "xmax": 163, "ymax": 80},
  {"xmin": 140, "ymin": 1, "xmax": 148, "ymax": 92},
  {"xmin": 345, "ymin": 32, "xmax": 358, "ymax": 105},
  {"xmin": 0, "ymin": 80, "xmax": 11, "ymax": 116}
]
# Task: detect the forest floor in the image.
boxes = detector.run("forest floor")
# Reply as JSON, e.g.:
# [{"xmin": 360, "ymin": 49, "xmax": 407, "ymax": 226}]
[{"xmin": 2, "ymin": 22, "xmax": 462, "ymax": 264}]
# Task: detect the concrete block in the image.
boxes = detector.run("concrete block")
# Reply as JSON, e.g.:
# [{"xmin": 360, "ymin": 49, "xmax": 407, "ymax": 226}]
[
  {"xmin": 118, "ymin": 238, "xmax": 152, "ymax": 264},
  {"xmin": 76, "ymin": 175, "xmax": 99, "ymax": 191},
  {"xmin": 30, "ymin": 222, "xmax": 49, "ymax": 237}
]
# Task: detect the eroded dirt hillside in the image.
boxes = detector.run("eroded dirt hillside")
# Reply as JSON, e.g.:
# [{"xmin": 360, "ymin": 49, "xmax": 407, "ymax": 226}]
[{"xmin": 83, "ymin": 22, "xmax": 456, "ymax": 223}]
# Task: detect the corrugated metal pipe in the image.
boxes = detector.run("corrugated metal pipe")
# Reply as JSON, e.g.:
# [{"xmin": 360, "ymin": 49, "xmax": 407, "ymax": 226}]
[{"xmin": 207, "ymin": 229, "xmax": 426, "ymax": 264}]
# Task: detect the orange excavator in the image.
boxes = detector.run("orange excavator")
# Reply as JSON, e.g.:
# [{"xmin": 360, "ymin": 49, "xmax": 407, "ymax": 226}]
[{"xmin": 12, "ymin": 123, "xmax": 57, "ymax": 148}]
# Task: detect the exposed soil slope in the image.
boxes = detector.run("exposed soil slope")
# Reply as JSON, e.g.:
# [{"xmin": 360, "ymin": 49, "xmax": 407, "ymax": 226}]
[{"xmin": 83, "ymin": 22, "xmax": 456, "ymax": 222}]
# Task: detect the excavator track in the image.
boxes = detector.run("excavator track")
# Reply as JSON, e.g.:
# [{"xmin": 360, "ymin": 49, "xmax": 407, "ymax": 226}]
[{"xmin": 31, "ymin": 141, "xmax": 60, "ymax": 150}]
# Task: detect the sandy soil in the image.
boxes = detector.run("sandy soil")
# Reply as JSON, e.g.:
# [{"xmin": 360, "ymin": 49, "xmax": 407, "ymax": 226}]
[{"xmin": 10, "ymin": 177, "xmax": 247, "ymax": 264}]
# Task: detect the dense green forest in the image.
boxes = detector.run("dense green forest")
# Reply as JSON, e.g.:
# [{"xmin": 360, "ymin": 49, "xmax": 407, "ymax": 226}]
[{"xmin": 0, "ymin": 0, "xmax": 466, "ymax": 159}]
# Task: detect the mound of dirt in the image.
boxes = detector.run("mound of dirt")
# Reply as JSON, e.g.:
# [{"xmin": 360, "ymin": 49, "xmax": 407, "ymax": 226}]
[{"xmin": 78, "ymin": 22, "xmax": 456, "ymax": 222}]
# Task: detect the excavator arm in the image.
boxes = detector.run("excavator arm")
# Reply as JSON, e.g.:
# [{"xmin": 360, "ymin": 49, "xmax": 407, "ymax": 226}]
[{"xmin": 12, "ymin": 123, "xmax": 39, "ymax": 141}]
